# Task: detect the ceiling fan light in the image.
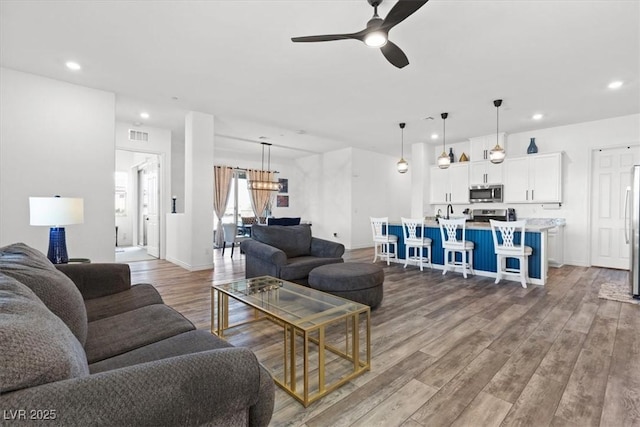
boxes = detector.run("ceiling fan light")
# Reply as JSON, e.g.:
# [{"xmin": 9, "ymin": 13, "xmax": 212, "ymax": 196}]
[
  {"xmin": 364, "ymin": 31, "xmax": 387, "ymax": 47},
  {"xmin": 397, "ymin": 158, "xmax": 409, "ymax": 173},
  {"xmin": 438, "ymin": 152, "xmax": 451, "ymax": 169}
]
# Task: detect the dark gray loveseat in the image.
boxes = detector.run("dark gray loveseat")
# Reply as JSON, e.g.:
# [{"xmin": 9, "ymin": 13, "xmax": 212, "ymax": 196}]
[
  {"xmin": 0, "ymin": 243, "xmax": 274, "ymax": 426},
  {"xmin": 240, "ymin": 224, "xmax": 344, "ymax": 285}
]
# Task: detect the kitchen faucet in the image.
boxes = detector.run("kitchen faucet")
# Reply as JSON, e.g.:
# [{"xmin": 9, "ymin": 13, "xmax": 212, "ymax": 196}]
[{"xmin": 446, "ymin": 204, "xmax": 454, "ymax": 219}]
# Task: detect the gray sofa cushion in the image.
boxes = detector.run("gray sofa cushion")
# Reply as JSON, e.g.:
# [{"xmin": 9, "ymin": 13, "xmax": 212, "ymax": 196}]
[
  {"xmin": 89, "ymin": 330, "xmax": 234, "ymax": 373},
  {"xmin": 252, "ymin": 224, "xmax": 312, "ymax": 258},
  {"xmin": 0, "ymin": 243, "xmax": 88, "ymax": 345},
  {"xmin": 0, "ymin": 274, "xmax": 89, "ymax": 393},
  {"xmin": 84, "ymin": 283, "xmax": 163, "ymax": 322},
  {"xmin": 85, "ymin": 304, "xmax": 195, "ymax": 363},
  {"xmin": 280, "ymin": 255, "xmax": 344, "ymax": 282}
]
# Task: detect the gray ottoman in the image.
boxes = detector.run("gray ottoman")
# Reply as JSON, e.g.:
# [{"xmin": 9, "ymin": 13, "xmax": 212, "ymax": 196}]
[{"xmin": 308, "ymin": 262, "xmax": 384, "ymax": 309}]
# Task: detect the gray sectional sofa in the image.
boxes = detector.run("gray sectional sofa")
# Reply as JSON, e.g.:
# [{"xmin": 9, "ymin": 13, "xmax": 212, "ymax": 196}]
[
  {"xmin": 240, "ymin": 224, "xmax": 345, "ymax": 285},
  {"xmin": 0, "ymin": 243, "xmax": 274, "ymax": 426}
]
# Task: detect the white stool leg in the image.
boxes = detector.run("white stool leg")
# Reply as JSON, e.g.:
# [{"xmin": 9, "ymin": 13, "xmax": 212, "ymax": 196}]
[
  {"xmin": 427, "ymin": 245, "xmax": 433, "ymax": 269},
  {"xmin": 419, "ymin": 246, "xmax": 424, "ymax": 271},
  {"xmin": 386, "ymin": 243, "xmax": 390, "ymax": 265},
  {"xmin": 521, "ymin": 255, "xmax": 528, "ymax": 288},
  {"xmin": 404, "ymin": 245, "xmax": 409, "ymax": 268},
  {"xmin": 442, "ymin": 249, "xmax": 449, "ymax": 275},
  {"xmin": 495, "ymin": 254, "xmax": 501, "ymax": 284},
  {"xmin": 462, "ymin": 250, "xmax": 468, "ymax": 279},
  {"xmin": 468, "ymin": 249, "xmax": 474, "ymax": 275}
]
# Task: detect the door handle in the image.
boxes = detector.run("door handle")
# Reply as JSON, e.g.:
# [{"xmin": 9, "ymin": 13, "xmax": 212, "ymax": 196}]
[
  {"xmin": 625, "ymin": 187, "xmax": 631, "ymax": 244},
  {"xmin": 532, "ymin": 190, "xmax": 534, "ymax": 200},
  {"xmin": 526, "ymin": 190, "xmax": 528, "ymax": 201}
]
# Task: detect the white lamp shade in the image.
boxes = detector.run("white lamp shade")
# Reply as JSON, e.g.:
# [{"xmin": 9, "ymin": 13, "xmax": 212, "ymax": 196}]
[{"xmin": 29, "ymin": 197, "xmax": 84, "ymax": 226}]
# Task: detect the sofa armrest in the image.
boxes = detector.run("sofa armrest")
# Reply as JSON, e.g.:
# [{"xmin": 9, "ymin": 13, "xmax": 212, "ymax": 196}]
[
  {"xmin": 0, "ymin": 347, "xmax": 274, "ymax": 427},
  {"xmin": 240, "ymin": 240, "xmax": 287, "ymax": 266},
  {"xmin": 310, "ymin": 237, "xmax": 345, "ymax": 258},
  {"xmin": 55, "ymin": 263, "xmax": 131, "ymax": 300}
]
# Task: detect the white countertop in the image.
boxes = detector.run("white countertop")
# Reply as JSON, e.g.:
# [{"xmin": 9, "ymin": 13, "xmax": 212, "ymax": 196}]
[{"xmin": 390, "ymin": 220, "xmax": 557, "ymax": 232}]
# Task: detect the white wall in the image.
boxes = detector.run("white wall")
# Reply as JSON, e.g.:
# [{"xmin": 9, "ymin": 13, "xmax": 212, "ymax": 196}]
[
  {"xmin": 0, "ymin": 68, "xmax": 116, "ymax": 262},
  {"xmin": 171, "ymin": 135, "xmax": 185, "ymax": 213},
  {"xmin": 292, "ymin": 147, "xmax": 411, "ymax": 250},
  {"xmin": 115, "ymin": 122, "xmax": 171, "ymax": 259}
]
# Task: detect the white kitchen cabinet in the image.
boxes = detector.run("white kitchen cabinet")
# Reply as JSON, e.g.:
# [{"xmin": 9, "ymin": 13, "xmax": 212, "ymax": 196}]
[
  {"xmin": 469, "ymin": 133, "xmax": 506, "ymax": 162},
  {"xmin": 504, "ymin": 152, "xmax": 563, "ymax": 203},
  {"xmin": 469, "ymin": 161, "xmax": 503, "ymax": 185},
  {"xmin": 430, "ymin": 163, "xmax": 469, "ymax": 204}
]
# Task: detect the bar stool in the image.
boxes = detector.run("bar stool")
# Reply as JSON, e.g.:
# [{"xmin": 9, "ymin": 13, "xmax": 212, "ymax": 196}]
[
  {"xmin": 401, "ymin": 217, "xmax": 432, "ymax": 271},
  {"xmin": 370, "ymin": 217, "xmax": 398, "ymax": 265},
  {"xmin": 439, "ymin": 218, "xmax": 474, "ymax": 278},
  {"xmin": 490, "ymin": 219, "xmax": 532, "ymax": 288}
]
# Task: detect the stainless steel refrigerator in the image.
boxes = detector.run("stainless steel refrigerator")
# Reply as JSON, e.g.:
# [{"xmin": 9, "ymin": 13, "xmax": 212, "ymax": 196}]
[{"xmin": 627, "ymin": 165, "xmax": 640, "ymax": 299}]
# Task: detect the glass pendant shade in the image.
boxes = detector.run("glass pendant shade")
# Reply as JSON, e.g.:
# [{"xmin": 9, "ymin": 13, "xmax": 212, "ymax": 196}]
[
  {"xmin": 489, "ymin": 145, "xmax": 506, "ymax": 163},
  {"xmin": 397, "ymin": 122, "xmax": 408, "ymax": 174},
  {"xmin": 438, "ymin": 112, "xmax": 450, "ymax": 169},
  {"xmin": 397, "ymin": 158, "xmax": 409, "ymax": 173},
  {"xmin": 490, "ymin": 99, "xmax": 506, "ymax": 164},
  {"xmin": 438, "ymin": 152, "xmax": 451, "ymax": 169}
]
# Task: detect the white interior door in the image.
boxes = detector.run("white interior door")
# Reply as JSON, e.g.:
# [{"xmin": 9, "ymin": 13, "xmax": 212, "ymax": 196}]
[
  {"xmin": 145, "ymin": 158, "xmax": 160, "ymax": 258},
  {"xmin": 591, "ymin": 146, "xmax": 639, "ymax": 269}
]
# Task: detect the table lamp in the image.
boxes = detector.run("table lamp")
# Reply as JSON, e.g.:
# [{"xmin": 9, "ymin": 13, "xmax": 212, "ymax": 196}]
[{"xmin": 29, "ymin": 196, "xmax": 84, "ymax": 264}]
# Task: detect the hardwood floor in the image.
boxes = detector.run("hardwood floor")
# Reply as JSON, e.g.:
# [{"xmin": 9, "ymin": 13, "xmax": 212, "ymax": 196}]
[{"xmin": 127, "ymin": 248, "xmax": 639, "ymax": 427}]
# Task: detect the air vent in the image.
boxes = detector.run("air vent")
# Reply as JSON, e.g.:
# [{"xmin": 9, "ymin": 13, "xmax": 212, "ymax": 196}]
[{"xmin": 129, "ymin": 130, "xmax": 149, "ymax": 141}]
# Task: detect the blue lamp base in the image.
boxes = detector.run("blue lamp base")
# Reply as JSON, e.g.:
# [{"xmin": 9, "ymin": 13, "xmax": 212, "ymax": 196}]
[{"xmin": 47, "ymin": 227, "xmax": 69, "ymax": 264}]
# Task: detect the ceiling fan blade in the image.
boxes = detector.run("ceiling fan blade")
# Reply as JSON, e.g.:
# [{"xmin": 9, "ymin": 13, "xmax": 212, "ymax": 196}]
[
  {"xmin": 382, "ymin": 0, "xmax": 429, "ymax": 30},
  {"xmin": 380, "ymin": 41, "xmax": 409, "ymax": 68},
  {"xmin": 291, "ymin": 32, "xmax": 364, "ymax": 43}
]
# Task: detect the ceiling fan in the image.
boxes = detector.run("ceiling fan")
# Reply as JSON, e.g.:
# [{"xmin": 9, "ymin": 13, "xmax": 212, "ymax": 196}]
[{"xmin": 291, "ymin": 0, "xmax": 429, "ymax": 69}]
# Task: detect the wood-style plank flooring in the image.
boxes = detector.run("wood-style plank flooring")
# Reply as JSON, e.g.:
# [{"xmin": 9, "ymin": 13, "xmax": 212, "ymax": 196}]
[{"xmin": 127, "ymin": 248, "xmax": 639, "ymax": 427}]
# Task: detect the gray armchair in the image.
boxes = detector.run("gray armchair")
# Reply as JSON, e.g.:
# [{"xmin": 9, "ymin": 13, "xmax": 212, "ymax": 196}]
[{"xmin": 240, "ymin": 224, "xmax": 344, "ymax": 285}]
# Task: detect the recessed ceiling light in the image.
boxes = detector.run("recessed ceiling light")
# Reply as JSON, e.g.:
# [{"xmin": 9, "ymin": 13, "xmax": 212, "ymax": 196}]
[
  {"xmin": 532, "ymin": 113, "xmax": 544, "ymax": 120},
  {"xmin": 65, "ymin": 61, "xmax": 81, "ymax": 71},
  {"xmin": 608, "ymin": 81, "xmax": 623, "ymax": 89},
  {"xmin": 140, "ymin": 112, "xmax": 150, "ymax": 119},
  {"xmin": 431, "ymin": 133, "xmax": 439, "ymax": 140}
]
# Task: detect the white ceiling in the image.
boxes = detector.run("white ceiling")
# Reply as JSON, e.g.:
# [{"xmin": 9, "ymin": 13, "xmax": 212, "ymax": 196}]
[{"xmin": 1, "ymin": 0, "xmax": 638, "ymax": 160}]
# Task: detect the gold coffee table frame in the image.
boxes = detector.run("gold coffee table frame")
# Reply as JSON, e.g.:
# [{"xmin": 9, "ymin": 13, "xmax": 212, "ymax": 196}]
[{"xmin": 211, "ymin": 276, "xmax": 371, "ymax": 407}]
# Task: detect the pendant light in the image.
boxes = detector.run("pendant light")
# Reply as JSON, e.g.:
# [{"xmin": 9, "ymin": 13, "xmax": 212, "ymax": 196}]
[
  {"xmin": 489, "ymin": 99, "xmax": 506, "ymax": 164},
  {"xmin": 437, "ymin": 113, "xmax": 450, "ymax": 169},
  {"xmin": 247, "ymin": 142, "xmax": 282, "ymax": 191},
  {"xmin": 397, "ymin": 122, "xmax": 409, "ymax": 174}
]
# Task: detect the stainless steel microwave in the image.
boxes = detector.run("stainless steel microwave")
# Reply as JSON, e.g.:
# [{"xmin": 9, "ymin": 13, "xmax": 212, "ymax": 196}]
[{"xmin": 469, "ymin": 184, "xmax": 503, "ymax": 203}]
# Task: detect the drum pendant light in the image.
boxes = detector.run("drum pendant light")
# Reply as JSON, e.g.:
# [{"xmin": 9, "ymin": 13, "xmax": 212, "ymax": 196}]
[
  {"xmin": 437, "ymin": 113, "xmax": 450, "ymax": 169},
  {"xmin": 397, "ymin": 122, "xmax": 409, "ymax": 174},
  {"xmin": 489, "ymin": 99, "xmax": 506, "ymax": 164}
]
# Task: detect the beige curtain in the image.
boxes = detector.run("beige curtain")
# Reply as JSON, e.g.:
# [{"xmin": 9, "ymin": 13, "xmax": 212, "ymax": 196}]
[
  {"xmin": 213, "ymin": 166, "xmax": 233, "ymax": 247},
  {"xmin": 247, "ymin": 169, "xmax": 276, "ymax": 224}
]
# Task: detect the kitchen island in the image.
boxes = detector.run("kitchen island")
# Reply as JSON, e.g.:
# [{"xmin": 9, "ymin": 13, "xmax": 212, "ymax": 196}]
[{"xmin": 387, "ymin": 220, "xmax": 556, "ymax": 286}]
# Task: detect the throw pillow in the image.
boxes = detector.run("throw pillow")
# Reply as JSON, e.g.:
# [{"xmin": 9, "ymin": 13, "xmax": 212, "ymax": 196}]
[
  {"xmin": 0, "ymin": 243, "xmax": 88, "ymax": 345},
  {"xmin": 0, "ymin": 274, "xmax": 89, "ymax": 393}
]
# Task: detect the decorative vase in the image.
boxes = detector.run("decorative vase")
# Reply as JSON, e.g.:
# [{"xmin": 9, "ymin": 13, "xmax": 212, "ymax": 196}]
[
  {"xmin": 527, "ymin": 138, "xmax": 538, "ymax": 154},
  {"xmin": 449, "ymin": 148, "xmax": 455, "ymax": 163}
]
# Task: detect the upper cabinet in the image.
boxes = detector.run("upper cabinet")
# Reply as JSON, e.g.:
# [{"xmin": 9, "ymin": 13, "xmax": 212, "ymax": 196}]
[
  {"xmin": 430, "ymin": 163, "xmax": 469, "ymax": 204},
  {"xmin": 469, "ymin": 133, "xmax": 506, "ymax": 162},
  {"xmin": 469, "ymin": 161, "xmax": 503, "ymax": 185},
  {"xmin": 503, "ymin": 152, "xmax": 563, "ymax": 203}
]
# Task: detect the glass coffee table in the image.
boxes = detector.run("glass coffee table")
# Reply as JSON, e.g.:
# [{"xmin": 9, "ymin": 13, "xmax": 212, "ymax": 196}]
[{"xmin": 211, "ymin": 276, "xmax": 371, "ymax": 407}]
